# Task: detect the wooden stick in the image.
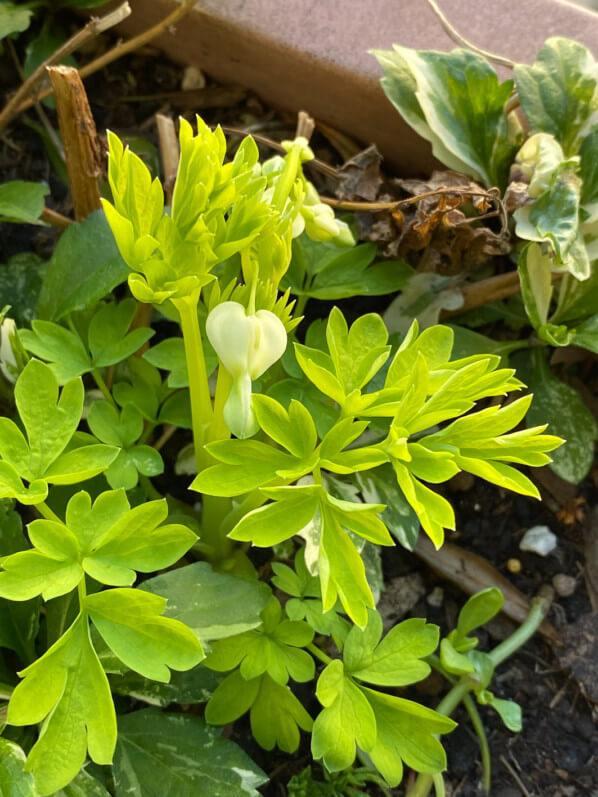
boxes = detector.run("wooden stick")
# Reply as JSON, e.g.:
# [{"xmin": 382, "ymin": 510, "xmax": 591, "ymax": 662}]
[
  {"xmin": 47, "ymin": 66, "xmax": 102, "ymax": 221},
  {"xmin": 0, "ymin": 3, "xmax": 131, "ymax": 133},
  {"xmin": 40, "ymin": 207, "xmax": 73, "ymax": 230},
  {"xmin": 155, "ymin": 113, "xmax": 179, "ymax": 204},
  {"xmin": 13, "ymin": 0, "xmax": 196, "ymax": 117}
]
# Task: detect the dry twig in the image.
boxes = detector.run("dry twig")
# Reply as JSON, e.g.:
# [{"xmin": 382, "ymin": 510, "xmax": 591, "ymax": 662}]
[
  {"xmin": 0, "ymin": 3, "xmax": 131, "ymax": 133},
  {"xmin": 40, "ymin": 207, "xmax": 73, "ymax": 230},
  {"xmin": 155, "ymin": 113, "xmax": 179, "ymax": 203},
  {"xmin": 12, "ymin": 0, "xmax": 195, "ymax": 117}
]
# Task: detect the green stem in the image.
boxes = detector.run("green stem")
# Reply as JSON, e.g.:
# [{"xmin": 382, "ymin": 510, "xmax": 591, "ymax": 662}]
[
  {"xmin": 407, "ymin": 598, "xmax": 549, "ymax": 797},
  {"xmin": 36, "ymin": 501, "xmax": 62, "ymax": 522},
  {"xmin": 92, "ymin": 368, "xmax": 117, "ymax": 407},
  {"xmin": 432, "ymin": 774, "xmax": 446, "ymax": 797},
  {"xmin": 138, "ymin": 422, "xmax": 156, "ymax": 445},
  {"xmin": 77, "ymin": 578, "xmax": 87, "ymax": 610},
  {"xmin": 140, "ymin": 474, "xmax": 162, "ymax": 501},
  {"xmin": 209, "ymin": 365, "xmax": 232, "ymax": 443},
  {"xmin": 463, "ymin": 694, "xmax": 491, "ymax": 794},
  {"xmin": 172, "ymin": 293, "xmax": 213, "ymax": 472},
  {"xmin": 307, "ymin": 642, "xmax": 332, "ymax": 666}
]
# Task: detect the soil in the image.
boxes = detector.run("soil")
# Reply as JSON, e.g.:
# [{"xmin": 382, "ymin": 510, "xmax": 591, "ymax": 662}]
[{"xmin": 2, "ymin": 21, "xmax": 598, "ymax": 797}]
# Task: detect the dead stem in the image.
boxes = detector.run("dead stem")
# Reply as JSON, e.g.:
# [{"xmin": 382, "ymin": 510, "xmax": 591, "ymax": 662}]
[
  {"xmin": 0, "ymin": 3, "xmax": 131, "ymax": 132},
  {"xmin": 295, "ymin": 110, "xmax": 316, "ymax": 142},
  {"xmin": 425, "ymin": 0, "xmax": 515, "ymax": 69},
  {"xmin": 13, "ymin": 0, "xmax": 195, "ymax": 118},
  {"xmin": 40, "ymin": 207, "xmax": 73, "ymax": 230}
]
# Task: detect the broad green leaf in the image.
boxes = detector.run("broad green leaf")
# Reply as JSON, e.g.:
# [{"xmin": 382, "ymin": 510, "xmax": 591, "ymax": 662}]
[
  {"xmin": 311, "ymin": 659, "xmax": 377, "ymax": 772},
  {"xmin": 0, "ymin": 739, "xmax": 37, "ymax": 797},
  {"xmin": 8, "ymin": 615, "xmax": 116, "ymax": 796},
  {"xmin": 113, "ymin": 709, "xmax": 267, "ymax": 797},
  {"xmin": 43, "ymin": 444, "xmax": 119, "ymax": 485},
  {"xmin": 38, "ymin": 211, "xmax": 128, "ymax": 321},
  {"xmin": 141, "ymin": 561, "xmax": 271, "ymax": 641},
  {"xmin": 0, "ymin": 253, "xmax": 47, "ymax": 326},
  {"xmin": 86, "ymin": 588, "xmax": 203, "ymax": 681},
  {"xmin": 362, "ymin": 687, "xmax": 455, "ymax": 785},
  {"xmin": 374, "ymin": 46, "xmax": 518, "ymax": 188},
  {"xmin": 53, "ymin": 768, "xmax": 111, "ymax": 797},
  {"xmin": 357, "ymin": 465, "xmax": 420, "ymax": 551},
  {"xmin": 0, "ymin": 181, "xmax": 48, "ymax": 225},
  {"xmin": 0, "ymin": 4, "xmax": 32, "ymax": 40},
  {"xmin": 205, "ymin": 668, "xmax": 261, "ymax": 724},
  {"xmin": 383, "ymin": 273, "xmax": 464, "ymax": 336},
  {"xmin": 572, "ymin": 314, "xmax": 598, "ymax": 354},
  {"xmin": 111, "ymin": 663, "xmax": 221, "ymax": 707},
  {"xmin": 514, "ymin": 37, "xmax": 598, "ymax": 156},
  {"xmin": 142, "ymin": 337, "xmax": 189, "ymax": 387},
  {"xmin": 88, "ymin": 402, "xmax": 143, "ymax": 448},
  {"xmin": 343, "ymin": 610, "xmax": 437, "ymax": 686},
  {"xmin": 580, "ymin": 128, "xmax": 598, "ymax": 204},
  {"xmin": 514, "ymin": 349, "xmax": 597, "ymax": 483}
]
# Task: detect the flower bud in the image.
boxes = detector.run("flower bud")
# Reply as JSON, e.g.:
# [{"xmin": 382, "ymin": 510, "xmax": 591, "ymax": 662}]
[
  {"xmin": 0, "ymin": 317, "xmax": 18, "ymax": 384},
  {"xmin": 206, "ymin": 301, "xmax": 287, "ymax": 437}
]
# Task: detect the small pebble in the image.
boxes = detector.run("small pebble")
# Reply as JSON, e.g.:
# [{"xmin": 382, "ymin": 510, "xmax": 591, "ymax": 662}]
[
  {"xmin": 553, "ymin": 573, "xmax": 576, "ymax": 597},
  {"xmin": 181, "ymin": 65, "xmax": 206, "ymax": 90},
  {"xmin": 507, "ymin": 557, "xmax": 522, "ymax": 573},
  {"xmin": 427, "ymin": 586, "xmax": 444, "ymax": 608},
  {"xmin": 520, "ymin": 524, "xmax": 557, "ymax": 556}
]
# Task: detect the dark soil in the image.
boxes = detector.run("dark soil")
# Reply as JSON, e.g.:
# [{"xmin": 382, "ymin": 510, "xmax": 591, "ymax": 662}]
[{"xmin": 2, "ymin": 22, "xmax": 598, "ymax": 797}]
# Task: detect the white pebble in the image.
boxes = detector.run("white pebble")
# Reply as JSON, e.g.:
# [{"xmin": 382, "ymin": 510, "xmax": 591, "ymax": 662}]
[
  {"xmin": 427, "ymin": 586, "xmax": 444, "ymax": 608},
  {"xmin": 519, "ymin": 525, "xmax": 557, "ymax": 557},
  {"xmin": 552, "ymin": 574, "xmax": 576, "ymax": 598}
]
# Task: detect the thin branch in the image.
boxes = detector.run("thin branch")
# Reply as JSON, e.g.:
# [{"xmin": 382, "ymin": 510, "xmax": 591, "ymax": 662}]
[
  {"xmin": 322, "ymin": 185, "xmax": 501, "ymax": 211},
  {"xmin": 0, "ymin": 2, "xmax": 131, "ymax": 132},
  {"xmin": 425, "ymin": 0, "xmax": 515, "ymax": 69},
  {"xmin": 14, "ymin": 0, "xmax": 195, "ymax": 117},
  {"xmin": 40, "ymin": 207, "xmax": 73, "ymax": 230}
]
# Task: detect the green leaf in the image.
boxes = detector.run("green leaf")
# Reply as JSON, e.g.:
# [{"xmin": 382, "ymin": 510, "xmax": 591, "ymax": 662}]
[
  {"xmin": 439, "ymin": 638, "xmax": 474, "ymax": 675},
  {"xmin": 383, "ymin": 273, "xmax": 464, "ymax": 335},
  {"xmin": 580, "ymin": 128, "xmax": 598, "ymax": 204},
  {"xmin": 53, "ymin": 768, "xmax": 111, "ymax": 797},
  {"xmin": 311, "ymin": 659, "xmax": 377, "ymax": 772},
  {"xmin": 514, "ymin": 37, "xmax": 598, "ymax": 156},
  {"xmin": 0, "ymin": 252, "xmax": 47, "ymax": 326},
  {"xmin": 113, "ymin": 709, "xmax": 268, "ymax": 797},
  {"xmin": 8, "ymin": 615, "xmax": 116, "ymax": 796},
  {"xmin": 517, "ymin": 243, "xmax": 553, "ymax": 329},
  {"xmin": 455, "ymin": 587, "xmax": 504, "ymax": 643},
  {"xmin": 205, "ymin": 668, "xmax": 261, "ymax": 725},
  {"xmin": 87, "ymin": 299, "xmax": 154, "ymax": 367},
  {"xmin": 228, "ymin": 486, "xmax": 319, "ymax": 546},
  {"xmin": 86, "ymin": 588, "xmax": 203, "ymax": 681},
  {"xmin": 343, "ymin": 610, "xmax": 437, "ymax": 686},
  {"xmin": 362, "ymin": 687, "xmax": 455, "ymax": 785},
  {"xmin": 38, "ymin": 211, "xmax": 128, "ymax": 321},
  {"xmin": 373, "ymin": 46, "xmax": 518, "ymax": 188},
  {"xmin": 142, "ymin": 337, "xmax": 189, "ymax": 387},
  {"xmin": 0, "ymin": 181, "xmax": 49, "ymax": 224},
  {"xmin": 572, "ymin": 314, "xmax": 598, "ymax": 354},
  {"xmin": 0, "ymin": 739, "xmax": 37, "ymax": 797},
  {"xmin": 141, "ymin": 562, "xmax": 271, "ymax": 641},
  {"xmin": 326, "ymin": 307, "xmax": 390, "ymax": 394},
  {"xmin": 357, "ymin": 465, "xmax": 420, "ymax": 551},
  {"xmin": 0, "ymin": 4, "xmax": 32, "ymax": 41},
  {"xmin": 515, "ymin": 349, "xmax": 597, "ymax": 483},
  {"xmin": 252, "ymin": 395, "xmax": 317, "ymax": 459},
  {"xmin": 14, "ymin": 360, "xmax": 84, "ymax": 478},
  {"xmin": 249, "ymin": 673, "xmax": 313, "ymax": 752},
  {"xmin": 19, "ymin": 321, "xmax": 92, "ymax": 383},
  {"xmin": 88, "ymin": 402, "xmax": 143, "ymax": 448},
  {"xmin": 481, "ymin": 694, "xmax": 522, "ymax": 732},
  {"xmin": 111, "ymin": 663, "xmax": 221, "ymax": 707}
]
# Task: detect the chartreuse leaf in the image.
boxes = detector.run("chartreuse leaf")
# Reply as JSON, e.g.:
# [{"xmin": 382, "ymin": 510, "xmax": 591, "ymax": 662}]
[
  {"xmin": 518, "ymin": 242, "xmax": 553, "ymax": 330},
  {"xmin": 87, "ymin": 401, "xmax": 163, "ymax": 490},
  {"xmin": 477, "ymin": 691, "xmax": 522, "ymax": 732},
  {"xmin": 8, "ymin": 614, "xmax": 116, "ymax": 796},
  {"xmin": 0, "ymin": 361, "xmax": 117, "ymax": 503},
  {"xmin": 113, "ymin": 708, "xmax": 268, "ymax": 796},
  {"xmin": 311, "ymin": 659, "xmax": 377, "ymax": 772},
  {"xmin": 205, "ymin": 670, "xmax": 313, "ymax": 754},
  {"xmin": 343, "ymin": 609, "xmax": 437, "ymax": 686},
  {"xmin": 20, "ymin": 299, "xmax": 154, "ymax": 384},
  {"xmin": 373, "ymin": 46, "xmax": 518, "ymax": 188},
  {"xmin": 514, "ymin": 37, "xmax": 598, "ymax": 156},
  {"xmin": 53, "ymin": 769, "xmax": 111, "ymax": 797},
  {"xmin": 0, "ymin": 491, "xmax": 196, "ymax": 601},
  {"xmin": 229, "ymin": 485, "xmax": 320, "ymax": 547},
  {"xmin": 326, "ymin": 307, "xmax": 390, "ymax": 395},
  {"xmin": 362, "ymin": 688, "xmax": 455, "ymax": 786},
  {"xmin": 0, "ymin": 181, "xmax": 49, "ymax": 224},
  {"xmin": 85, "ymin": 588, "xmax": 203, "ymax": 681},
  {"xmin": 440, "ymin": 588, "xmax": 504, "ymax": 675},
  {"xmin": 204, "ymin": 597, "xmax": 314, "ymax": 685},
  {"xmin": 0, "ymin": 738, "xmax": 36, "ymax": 797}
]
